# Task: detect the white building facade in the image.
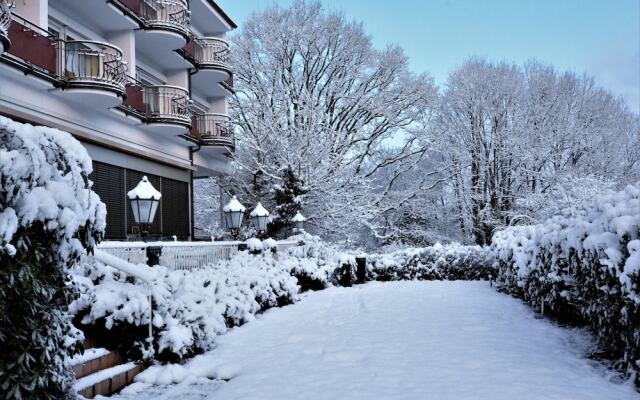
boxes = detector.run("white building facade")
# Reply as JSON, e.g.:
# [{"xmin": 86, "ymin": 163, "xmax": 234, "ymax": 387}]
[{"xmin": 0, "ymin": 0, "xmax": 235, "ymax": 240}]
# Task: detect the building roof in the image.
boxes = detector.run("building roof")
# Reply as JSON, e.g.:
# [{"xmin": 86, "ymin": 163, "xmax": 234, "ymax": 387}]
[{"xmin": 208, "ymin": 0, "xmax": 238, "ymax": 29}]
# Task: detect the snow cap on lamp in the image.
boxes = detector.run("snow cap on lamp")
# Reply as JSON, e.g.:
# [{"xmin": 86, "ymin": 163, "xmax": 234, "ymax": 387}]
[
  {"xmin": 292, "ymin": 211, "xmax": 306, "ymax": 230},
  {"xmin": 250, "ymin": 202, "xmax": 270, "ymax": 232},
  {"xmin": 127, "ymin": 176, "xmax": 161, "ymax": 224},
  {"xmin": 223, "ymin": 195, "xmax": 246, "ymax": 230}
]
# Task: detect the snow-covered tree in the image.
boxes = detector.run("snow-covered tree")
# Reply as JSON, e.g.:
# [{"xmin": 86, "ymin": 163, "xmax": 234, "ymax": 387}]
[
  {"xmin": 0, "ymin": 117, "xmax": 106, "ymax": 399},
  {"xmin": 434, "ymin": 58, "xmax": 639, "ymax": 244},
  {"xmin": 226, "ymin": 0, "xmax": 439, "ymax": 241}
]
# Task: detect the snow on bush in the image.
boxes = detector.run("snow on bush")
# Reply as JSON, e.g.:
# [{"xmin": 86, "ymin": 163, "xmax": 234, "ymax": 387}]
[
  {"xmin": 367, "ymin": 243, "xmax": 494, "ymax": 281},
  {"xmin": 71, "ymin": 251, "xmax": 301, "ymax": 361},
  {"xmin": 0, "ymin": 117, "xmax": 105, "ymax": 399},
  {"xmin": 491, "ymin": 184, "xmax": 640, "ymax": 379}
]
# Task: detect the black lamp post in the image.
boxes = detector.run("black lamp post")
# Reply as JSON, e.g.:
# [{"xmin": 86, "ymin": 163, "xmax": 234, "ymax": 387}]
[
  {"xmin": 127, "ymin": 176, "xmax": 161, "ymax": 240},
  {"xmin": 223, "ymin": 195, "xmax": 245, "ymax": 238}
]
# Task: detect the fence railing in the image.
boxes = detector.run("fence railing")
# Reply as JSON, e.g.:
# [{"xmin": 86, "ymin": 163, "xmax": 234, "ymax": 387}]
[
  {"xmin": 56, "ymin": 40, "xmax": 127, "ymax": 92},
  {"xmin": 159, "ymin": 243, "xmax": 240, "ymax": 271},
  {"xmin": 97, "ymin": 240, "xmax": 305, "ymax": 271},
  {"xmin": 143, "ymin": 85, "xmax": 191, "ymax": 124},
  {"xmin": 140, "ymin": 0, "xmax": 190, "ymax": 36}
]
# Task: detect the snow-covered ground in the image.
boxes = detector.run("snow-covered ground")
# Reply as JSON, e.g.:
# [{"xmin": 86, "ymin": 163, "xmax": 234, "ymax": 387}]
[{"xmin": 111, "ymin": 282, "xmax": 639, "ymax": 400}]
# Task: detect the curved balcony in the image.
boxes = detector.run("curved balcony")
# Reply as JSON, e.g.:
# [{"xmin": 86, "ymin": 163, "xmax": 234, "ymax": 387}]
[
  {"xmin": 188, "ymin": 37, "xmax": 231, "ymax": 97},
  {"xmin": 140, "ymin": 0, "xmax": 190, "ymax": 37},
  {"xmin": 136, "ymin": 0, "xmax": 190, "ymax": 54},
  {"xmin": 56, "ymin": 40, "xmax": 127, "ymax": 108},
  {"xmin": 0, "ymin": 0, "xmax": 11, "ymax": 54},
  {"xmin": 143, "ymin": 85, "xmax": 191, "ymax": 134},
  {"xmin": 193, "ymin": 113, "xmax": 234, "ymax": 151}
]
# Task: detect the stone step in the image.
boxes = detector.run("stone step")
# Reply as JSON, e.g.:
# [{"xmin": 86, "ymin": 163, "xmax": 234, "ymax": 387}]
[
  {"xmin": 72, "ymin": 348, "xmax": 123, "ymax": 380},
  {"xmin": 75, "ymin": 362, "xmax": 145, "ymax": 399}
]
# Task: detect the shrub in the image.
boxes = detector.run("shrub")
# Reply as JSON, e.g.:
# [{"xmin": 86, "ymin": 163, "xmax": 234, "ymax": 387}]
[
  {"xmin": 0, "ymin": 117, "xmax": 105, "ymax": 399},
  {"xmin": 491, "ymin": 184, "xmax": 640, "ymax": 379},
  {"xmin": 367, "ymin": 243, "xmax": 494, "ymax": 281}
]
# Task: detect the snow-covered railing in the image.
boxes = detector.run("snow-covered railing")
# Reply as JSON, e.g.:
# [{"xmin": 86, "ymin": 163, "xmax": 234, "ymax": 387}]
[
  {"xmin": 91, "ymin": 249, "xmax": 157, "ymax": 345},
  {"xmin": 97, "ymin": 240, "xmax": 304, "ymax": 271},
  {"xmin": 96, "ymin": 242, "xmax": 148, "ymax": 265},
  {"xmin": 158, "ymin": 242, "xmax": 241, "ymax": 271}
]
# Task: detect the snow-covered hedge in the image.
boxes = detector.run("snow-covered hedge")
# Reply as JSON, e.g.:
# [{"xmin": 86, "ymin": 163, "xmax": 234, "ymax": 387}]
[
  {"xmin": 367, "ymin": 243, "xmax": 494, "ymax": 281},
  {"xmin": 0, "ymin": 117, "xmax": 106, "ymax": 399},
  {"xmin": 491, "ymin": 184, "xmax": 640, "ymax": 378},
  {"xmin": 71, "ymin": 252, "xmax": 301, "ymax": 361}
]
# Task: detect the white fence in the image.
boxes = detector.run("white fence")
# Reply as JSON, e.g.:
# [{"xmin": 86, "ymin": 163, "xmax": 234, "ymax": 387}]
[
  {"xmin": 159, "ymin": 243, "xmax": 240, "ymax": 272},
  {"xmin": 97, "ymin": 240, "xmax": 302, "ymax": 271}
]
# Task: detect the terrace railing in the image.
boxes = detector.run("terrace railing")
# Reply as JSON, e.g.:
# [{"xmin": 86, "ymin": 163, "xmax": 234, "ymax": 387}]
[
  {"xmin": 139, "ymin": 0, "xmax": 190, "ymax": 37},
  {"xmin": 193, "ymin": 113, "xmax": 234, "ymax": 149},
  {"xmin": 143, "ymin": 85, "xmax": 191, "ymax": 124},
  {"xmin": 56, "ymin": 40, "xmax": 127, "ymax": 93},
  {"xmin": 193, "ymin": 37, "xmax": 230, "ymax": 70}
]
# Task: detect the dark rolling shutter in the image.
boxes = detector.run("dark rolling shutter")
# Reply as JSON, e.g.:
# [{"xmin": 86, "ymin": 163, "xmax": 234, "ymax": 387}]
[
  {"xmin": 126, "ymin": 171, "xmax": 162, "ymax": 236},
  {"xmin": 90, "ymin": 161, "xmax": 126, "ymax": 239},
  {"xmin": 161, "ymin": 178, "xmax": 190, "ymax": 239}
]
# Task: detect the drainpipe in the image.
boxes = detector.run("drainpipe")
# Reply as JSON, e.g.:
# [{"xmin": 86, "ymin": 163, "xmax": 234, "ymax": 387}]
[{"xmin": 189, "ymin": 143, "xmax": 201, "ymax": 241}]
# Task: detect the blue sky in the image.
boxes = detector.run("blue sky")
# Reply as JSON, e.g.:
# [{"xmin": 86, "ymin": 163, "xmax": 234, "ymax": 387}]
[{"xmin": 217, "ymin": 0, "xmax": 640, "ymax": 113}]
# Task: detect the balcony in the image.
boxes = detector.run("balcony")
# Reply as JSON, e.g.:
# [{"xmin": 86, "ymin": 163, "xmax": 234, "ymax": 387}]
[
  {"xmin": 143, "ymin": 85, "xmax": 191, "ymax": 130},
  {"xmin": 192, "ymin": 113, "xmax": 234, "ymax": 151},
  {"xmin": 135, "ymin": 0, "xmax": 191, "ymax": 64},
  {"xmin": 121, "ymin": 83, "xmax": 191, "ymax": 134},
  {"xmin": 0, "ymin": 0, "xmax": 10, "ymax": 54},
  {"xmin": 185, "ymin": 37, "xmax": 231, "ymax": 98},
  {"xmin": 140, "ymin": 0, "xmax": 190, "ymax": 39},
  {"xmin": 56, "ymin": 40, "xmax": 127, "ymax": 108}
]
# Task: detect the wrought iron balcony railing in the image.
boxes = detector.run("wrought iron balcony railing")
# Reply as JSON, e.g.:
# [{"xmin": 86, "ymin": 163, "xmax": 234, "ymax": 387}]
[
  {"xmin": 56, "ymin": 40, "xmax": 127, "ymax": 94},
  {"xmin": 143, "ymin": 85, "xmax": 191, "ymax": 125},
  {"xmin": 193, "ymin": 37, "xmax": 230, "ymax": 71},
  {"xmin": 139, "ymin": 0, "xmax": 190, "ymax": 37},
  {"xmin": 0, "ymin": 0, "xmax": 12, "ymax": 52},
  {"xmin": 194, "ymin": 113, "xmax": 234, "ymax": 150}
]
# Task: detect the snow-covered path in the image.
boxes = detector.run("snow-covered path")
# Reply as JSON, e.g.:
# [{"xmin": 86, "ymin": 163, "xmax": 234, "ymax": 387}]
[{"xmin": 115, "ymin": 282, "xmax": 639, "ymax": 400}]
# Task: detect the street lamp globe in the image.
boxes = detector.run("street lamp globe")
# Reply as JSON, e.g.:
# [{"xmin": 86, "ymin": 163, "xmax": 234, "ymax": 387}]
[
  {"xmin": 127, "ymin": 176, "xmax": 161, "ymax": 237},
  {"xmin": 250, "ymin": 202, "xmax": 270, "ymax": 232},
  {"xmin": 292, "ymin": 211, "xmax": 306, "ymax": 231},
  {"xmin": 223, "ymin": 195, "xmax": 246, "ymax": 231}
]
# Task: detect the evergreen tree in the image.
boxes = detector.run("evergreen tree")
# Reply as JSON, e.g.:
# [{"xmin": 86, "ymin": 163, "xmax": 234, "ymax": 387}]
[{"xmin": 267, "ymin": 167, "xmax": 307, "ymax": 238}]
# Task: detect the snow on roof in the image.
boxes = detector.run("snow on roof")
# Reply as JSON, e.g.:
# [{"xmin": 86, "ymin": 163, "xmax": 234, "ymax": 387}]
[
  {"xmin": 127, "ymin": 176, "xmax": 161, "ymax": 200},
  {"xmin": 292, "ymin": 211, "xmax": 306, "ymax": 222},
  {"xmin": 223, "ymin": 196, "xmax": 246, "ymax": 212},
  {"xmin": 250, "ymin": 202, "xmax": 270, "ymax": 217}
]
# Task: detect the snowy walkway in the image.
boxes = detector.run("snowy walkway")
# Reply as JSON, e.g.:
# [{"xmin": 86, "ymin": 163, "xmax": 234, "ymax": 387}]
[{"xmin": 114, "ymin": 282, "xmax": 639, "ymax": 400}]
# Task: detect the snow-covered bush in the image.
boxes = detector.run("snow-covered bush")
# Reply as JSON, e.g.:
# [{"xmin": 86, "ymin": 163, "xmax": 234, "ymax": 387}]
[
  {"xmin": 367, "ymin": 243, "xmax": 494, "ymax": 281},
  {"xmin": 71, "ymin": 251, "xmax": 300, "ymax": 361},
  {"xmin": 491, "ymin": 184, "xmax": 640, "ymax": 378},
  {"xmin": 0, "ymin": 117, "xmax": 106, "ymax": 399}
]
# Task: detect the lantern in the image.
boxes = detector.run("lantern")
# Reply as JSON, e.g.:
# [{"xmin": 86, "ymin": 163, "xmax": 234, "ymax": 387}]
[
  {"xmin": 127, "ymin": 176, "xmax": 161, "ymax": 237},
  {"xmin": 250, "ymin": 202, "xmax": 270, "ymax": 232},
  {"xmin": 292, "ymin": 211, "xmax": 306, "ymax": 231},
  {"xmin": 223, "ymin": 195, "xmax": 246, "ymax": 230}
]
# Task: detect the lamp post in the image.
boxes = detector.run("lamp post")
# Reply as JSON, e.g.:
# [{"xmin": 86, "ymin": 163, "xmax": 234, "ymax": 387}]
[
  {"xmin": 127, "ymin": 176, "xmax": 161, "ymax": 240},
  {"xmin": 292, "ymin": 211, "xmax": 306, "ymax": 232},
  {"xmin": 223, "ymin": 195, "xmax": 245, "ymax": 238},
  {"xmin": 250, "ymin": 202, "xmax": 270, "ymax": 234}
]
